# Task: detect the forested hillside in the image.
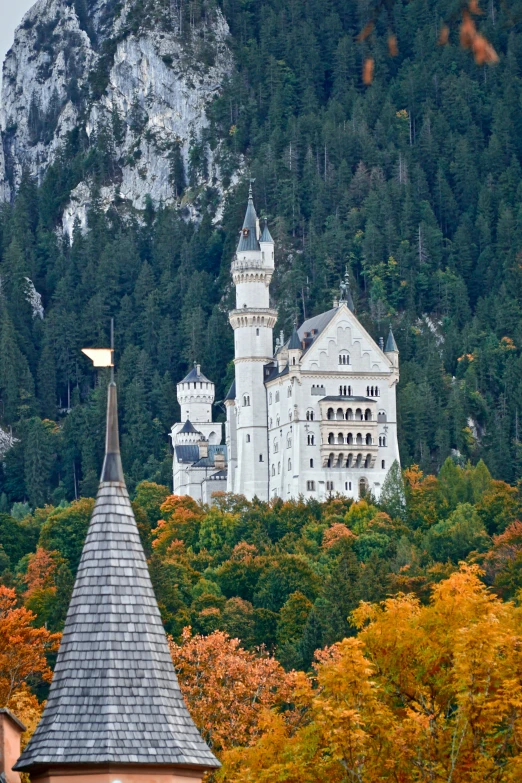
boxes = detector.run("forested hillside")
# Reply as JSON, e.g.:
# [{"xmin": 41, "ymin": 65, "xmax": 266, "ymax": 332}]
[{"xmin": 1, "ymin": 0, "xmax": 522, "ymax": 504}]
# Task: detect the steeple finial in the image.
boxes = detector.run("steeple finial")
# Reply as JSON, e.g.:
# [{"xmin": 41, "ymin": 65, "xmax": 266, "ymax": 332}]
[
  {"xmin": 339, "ymin": 269, "xmax": 355, "ymax": 312},
  {"xmin": 248, "ymin": 178, "xmax": 256, "ymax": 200}
]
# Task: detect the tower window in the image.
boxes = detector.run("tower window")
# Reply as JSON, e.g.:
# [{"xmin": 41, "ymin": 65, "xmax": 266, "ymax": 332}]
[
  {"xmin": 288, "ymin": 459, "xmax": 292, "ymax": 471},
  {"xmin": 382, "ymin": 460, "xmax": 386, "ymax": 469},
  {"xmin": 243, "ymin": 395, "xmax": 250, "ymax": 407},
  {"xmin": 256, "ymin": 328, "xmax": 260, "ymax": 336},
  {"xmin": 310, "ymin": 459, "xmax": 314, "ymax": 468},
  {"xmin": 246, "ymin": 435, "xmax": 251, "ymax": 443},
  {"xmin": 307, "ymin": 434, "xmax": 315, "ymax": 446},
  {"xmin": 259, "ymin": 454, "xmax": 264, "ymax": 462}
]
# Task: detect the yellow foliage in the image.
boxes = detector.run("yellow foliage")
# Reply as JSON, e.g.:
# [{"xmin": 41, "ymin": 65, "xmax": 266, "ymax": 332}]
[{"xmin": 221, "ymin": 565, "xmax": 522, "ymax": 782}]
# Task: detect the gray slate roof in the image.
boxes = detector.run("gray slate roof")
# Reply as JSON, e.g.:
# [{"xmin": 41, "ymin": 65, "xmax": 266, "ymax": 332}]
[
  {"xmin": 288, "ymin": 327, "xmax": 302, "ymax": 350},
  {"xmin": 180, "ymin": 419, "xmax": 200, "ymax": 435},
  {"xmin": 175, "ymin": 444, "xmax": 227, "ymax": 467},
  {"xmin": 385, "ymin": 326, "xmax": 398, "ymax": 352},
  {"xmin": 237, "ymin": 192, "xmax": 260, "ymax": 252},
  {"xmin": 15, "ymin": 383, "xmax": 219, "ymax": 773},
  {"xmin": 260, "ymin": 220, "xmax": 273, "ymax": 243},
  {"xmin": 225, "ymin": 379, "xmax": 236, "ymax": 401},
  {"xmin": 181, "ymin": 365, "xmax": 212, "ymax": 384}
]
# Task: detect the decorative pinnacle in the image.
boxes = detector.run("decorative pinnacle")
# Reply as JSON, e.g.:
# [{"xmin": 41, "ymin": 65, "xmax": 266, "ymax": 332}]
[{"xmin": 248, "ymin": 178, "xmax": 256, "ymax": 199}]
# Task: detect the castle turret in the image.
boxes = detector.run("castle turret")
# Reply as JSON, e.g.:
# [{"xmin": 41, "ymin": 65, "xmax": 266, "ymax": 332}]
[
  {"xmin": 177, "ymin": 363, "xmax": 215, "ymax": 424},
  {"xmin": 385, "ymin": 325, "xmax": 399, "ymax": 369},
  {"xmin": 229, "ymin": 185, "xmax": 277, "ymax": 500}
]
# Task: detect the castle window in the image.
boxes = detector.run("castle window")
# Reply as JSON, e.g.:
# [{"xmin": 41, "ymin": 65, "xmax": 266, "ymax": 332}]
[
  {"xmin": 292, "ymin": 357, "xmax": 296, "ymax": 365},
  {"xmin": 378, "ymin": 411, "xmax": 387, "ymax": 423},
  {"xmin": 288, "ymin": 386, "xmax": 292, "ymax": 396},
  {"xmin": 339, "ymin": 352, "xmax": 350, "ymax": 365},
  {"xmin": 288, "ymin": 459, "xmax": 292, "ymax": 471},
  {"xmin": 256, "ymin": 328, "xmax": 260, "ymax": 336},
  {"xmin": 246, "ymin": 435, "xmax": 251, "ymax": 443},
  {"xmin": 327, "ymin": 408, "xmax": 334, "ymax": 420},
  {"xmin": 269, "ymin": 393, "xmax": 272, "ymax": 404},
  {"xmin": 306, "ymin": 410, "xmax": 314, "ymax": 421},
  {"xmin": 307, "ymin": 434, "xmax": 315, "ymax": 446},
  {"xmin": 273, "ymin": 439, "xmax": 279, "ymax": 453},
  {"xmin": 326, "ymin": 481, "xmax": 334, "ymax": 492},
  {"xmin": 307, "ymin": 481, "xmax": 315, "ymax": 491},
  {"xmin": 278, "ymin": 462, "xmax": 281, "ymax": 474},
  {"xmin": 382, "ymin": 460, "xmax": 386, "ymax": 469},
  {"xmin": 259, "ymin": 454, "xmax": 264, "ymax": 462},
  {"xmin": 287, "ymin": 435, "xmax": 292, "ymax": 448},
  {"xmin": 345, "ymin": 481, "xmax": 353, "ymax": 491},
  {"xmin": 272, "ymin": 465, "xmax": 276, "ymax": 476},
  {"xmin": 243, "ymin": 395, "xmax": 250, "ymax": 407},
  {"xmin": 364, "ymin": 409, "xmax": 372, "ymax": 421},
  {"xmin": 366, "ymin": 434, "xmax": 372, "ymax": 445},
  {"xmin": 310, "ymin": 459, "xmax": 314, "ymax": 468},
  {"xmin": 275, "ymin": 391, "xmax": 280, "ymax": 402}
]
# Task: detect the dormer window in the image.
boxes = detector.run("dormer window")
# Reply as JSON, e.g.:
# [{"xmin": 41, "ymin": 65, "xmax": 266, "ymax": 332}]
[{"xmin": 243, "ymin": 228, "xmax": 250, "ymax": 237}]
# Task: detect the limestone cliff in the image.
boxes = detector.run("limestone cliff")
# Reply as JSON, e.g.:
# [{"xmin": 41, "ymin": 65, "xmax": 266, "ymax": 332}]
[{"xmin": 0, "ymin": 0, "xmax": 233, "ymax": 231}]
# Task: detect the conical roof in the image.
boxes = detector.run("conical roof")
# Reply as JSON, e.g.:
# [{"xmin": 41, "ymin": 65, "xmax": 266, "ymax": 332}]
[
  {"xmin": 15, "ymin": 382, "xmax": 219, "ymax": 773},
  {"xmin": 181, "ymin": 364, "xmax": 212, "ymax": 384},
  {"xmin": 260, "ymin": 219, "xmax": 273, "ymax": 243},
  {"xmin": 288, "ymin": 326, "xmax": 302, "ymax": 350},
  {"xmin": 180, "ymin": 419, "xmax": 200, "ymax": 435},
  {"xmin": 237, "ymin": 185, "xmax": 260, "ymax": 252},
  {"xmin": 385, "ymin": 325, "xmax": 398, "ymax": 353}
]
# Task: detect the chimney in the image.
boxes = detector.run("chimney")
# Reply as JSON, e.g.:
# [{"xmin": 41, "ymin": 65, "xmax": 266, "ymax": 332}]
[
  {"xmin": 199, "ymin": 439, "xmax": 209, "ymax": 459},
  {"xmin": 0, "ymin": 710, "xmax": 25, "ymax": 783},
  {"xmin": 215, "ymin": 451, "xmax": 226, "ymax": 471},
  {"xmin": 379, "ymin": 337, "xmax": 384, "ymax": 351},
  {"xmin": 196, "ymin": 364, "xmax": 201, "ymax": 376}
]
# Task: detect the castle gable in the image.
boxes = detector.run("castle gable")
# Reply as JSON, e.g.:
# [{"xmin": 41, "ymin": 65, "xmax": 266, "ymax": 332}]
[{"xmin": 300, "ymin": 305, "xmax": 392, "ymax": 374}]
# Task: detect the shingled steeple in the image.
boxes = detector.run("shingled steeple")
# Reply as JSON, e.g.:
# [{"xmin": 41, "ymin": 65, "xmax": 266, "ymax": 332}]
[
  {"xmin": 15, "ymin": 380, "xmax": 219, "ymax": 778},
  {"xmin": 237, "ymin": 180, "xmax": 260, "ymax": 252}
]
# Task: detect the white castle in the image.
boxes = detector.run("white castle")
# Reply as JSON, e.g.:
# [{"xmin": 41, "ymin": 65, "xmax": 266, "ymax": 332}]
[{"xmin": 171, "ymin": 187, "xmax": 400, "ymax": 503}]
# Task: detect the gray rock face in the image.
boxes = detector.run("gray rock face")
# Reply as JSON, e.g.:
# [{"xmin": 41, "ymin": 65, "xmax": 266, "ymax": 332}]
[{"xmin": 0, "ymin": 0, "xmax": 233, "ymax": 230}]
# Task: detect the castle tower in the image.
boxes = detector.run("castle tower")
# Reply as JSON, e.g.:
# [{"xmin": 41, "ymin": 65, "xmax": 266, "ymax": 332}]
[
  {"xmin": 177, "ymin": 363, "xmax": 214, "ymax": 425},
  {"xmin": 229, "ymin": 185, "xmax": 277, "ymax": 500}
]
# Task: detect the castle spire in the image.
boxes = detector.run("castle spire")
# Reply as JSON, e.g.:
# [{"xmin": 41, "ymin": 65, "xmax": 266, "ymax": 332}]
[
  {"xmin": 339, "ymin": 269, "xmax": 355, "ymax": 312},
  {"xmin": 237, "ymin": 180, "xmax": 260, "ymax": 252},
  {"xmin": 16, "ymin": 370, "xmax": 219, "ymax": 776}
]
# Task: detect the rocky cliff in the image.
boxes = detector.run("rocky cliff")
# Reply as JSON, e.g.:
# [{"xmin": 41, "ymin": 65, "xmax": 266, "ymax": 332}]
[{"xmin": 0, "ymin": 0, "xmax": 233, "ymax": 233}]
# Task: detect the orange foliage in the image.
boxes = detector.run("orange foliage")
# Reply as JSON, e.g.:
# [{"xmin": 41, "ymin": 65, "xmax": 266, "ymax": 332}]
[
  {"xmin": 0, "ymin": 587, "xmax": 59, "ymax": 710},
  {"xmin": 152, "ymin": 495, "xmax": 204, "ymax": 555},
  {"xmin": 438, "ymin": 24, "xmax": 450, "ymax": 45},
  {"xmin": 322, "ymin": 523, "xmax": 355, "ymax": 549},
  {"xmin": 222, "ymin": 565, "xmax": 522, "ymax": 782},
  {"xmin": 460, "ymin": 9, "xmax": 498, "ymax": 64},
  {"xmin": 23, "ymin": 547, "xmax": 59, "ymax": 600},
  {"xmin": 170, "ymin": 628, "xmax": 296, "ymax": 754}
]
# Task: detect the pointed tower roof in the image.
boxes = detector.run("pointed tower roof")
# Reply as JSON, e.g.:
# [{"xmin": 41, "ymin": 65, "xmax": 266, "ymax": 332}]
[
  {"xmin": 237, "ymin": 182, "xmax": 260, "ymax": 252},
  {"xmin": 181, "ymin": 363, "xmax": 211, "ymax": 384},
  {"xmin": 180, "ymin": 419, "xmax": 200, "ymax": 435},
  {"xmin": 385, "ymin": 325, "xmax": 398, "ymax": 353},
  {"xmin": 288, "ymin": 325, "xmax": 302, "ymax": 350},
  {"xmin": 260, "ymin": 218, "xmax": 273, "ymax": 244},
  {"xmin": 15, "ymin": 382, "xmax": 219, "ymax": 774}
]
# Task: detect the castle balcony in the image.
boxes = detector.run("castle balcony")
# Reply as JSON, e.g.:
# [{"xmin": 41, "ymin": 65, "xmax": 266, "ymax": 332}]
[
  {"xmin": 320, "ymin": 446, "xmax": 378, "ymax": 469},
  {"xmin": 318, "ymin": 397, "xmax": 378, "ymax": 425}
]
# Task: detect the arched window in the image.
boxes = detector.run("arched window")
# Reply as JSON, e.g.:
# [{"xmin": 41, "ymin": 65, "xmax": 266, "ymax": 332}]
[
  {"xmin": 287, "ymin": 435, "xmax": 292, "ymax": 448},
  {"xmin": 356, "ymin": 433, "xmax": 363, "ymax": 445},
  {"xmin": 243, "ymin": 395, "xmax": 250, "ymax": 407},
  {"xmin": 366, "ymin": 434, "xmax": 372, "ymax": 446},
  {"xmin": 273, "ymin": 439, "xmax": 279, "ymax": 453},
  {"xmin": 308, "ymin": 434, "xmax": 315, "ymax": 446},
  {"xmin": 366, "ymin": 386, "xmax": 370, "ymax": 397},
  {"xmin": 256, "ymin": 328, "xmax": 260, "ymax": 336},
  {"xmin": 336, "ymin": 408, "xmax": 344, "ymax": 420},
  {"xmin": 382, "ymin": 460, "xmax": 386, "ymax": 469},
  {"xmin": 365, "ymin": 409, "xmax": 372, "ymax": 421},
  {"xmin": 288, "ymin": 459, "xmax": 292, "ymax": 471},
  {"xmin": 272, "ymin": 465, "xmax": 276, "ymax": 476},
  {"xmin": 365, "ymin": 455, "xmax": 372, "ymax": 468},
  {"xmin": 347, "ymin": 433, "xmax": 353, "ymax": 445},
  {"xmin": 339, "ymin": 352, "xmax": 350, "ymax": 365},
  {"xmin": 356, "ymin": 408, "xmax": 363, "ymax": 421},
  {"xmin": 338, "ymin": 433, "xmax": 344, "ymax": 444},
  {"xmin": 346, "ymin": 408, "xmax": 353, "ymax": 420},
  {"xmin": 310, "ymin": 459, "xmax": 314, "ymax": 468},
  {"xmin": 246, "ymin": 434, "xmax": 251, "ymax": 443},
  {"xmin": 259, "ymin": 454, "xmax": 264, "ymax": 462},
  {"xmin": 382, "ymin": 436, "xmax": 386, "ymax": 447},
  {"xmin": 327, "ymin": 408, "xmax": 334, "ymax": 420},
  {"xmin": 378, "ymin": 411, "xmax": 387, "ymax": 423},
  {"xmin": 328, "ymin": 433, "xmax": 335, "ymax": 445}
]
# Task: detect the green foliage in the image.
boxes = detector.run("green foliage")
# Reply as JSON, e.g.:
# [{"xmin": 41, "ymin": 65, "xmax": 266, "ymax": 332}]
[{"xmin": 426, "ymin": 503, "xmax": 491, "ymax": 563}]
